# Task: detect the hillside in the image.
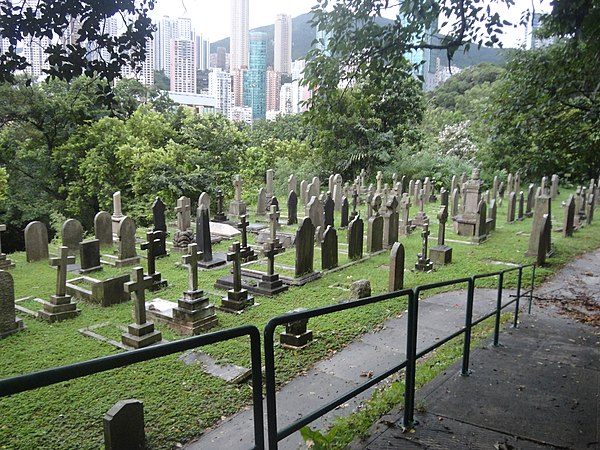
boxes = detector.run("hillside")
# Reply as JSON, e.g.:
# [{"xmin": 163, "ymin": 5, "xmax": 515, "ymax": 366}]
[{"xmin": 211, "ymin": 12, "xmax": 511, "ymax": 68}]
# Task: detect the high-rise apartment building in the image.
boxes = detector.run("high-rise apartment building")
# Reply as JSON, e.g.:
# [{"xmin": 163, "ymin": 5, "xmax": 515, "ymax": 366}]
[
  {"xmin": 266, "ymin": 67, "xmax": 281, "ymax": 112},
  {"xmin": 230, "ymin": 0, "xmax": 249, "ymax": 70},
  {"xmin": 231, "ymin": 68, "xmax": 246, "ymax": 107},
  {"xmin": 244, "ymin": 32, "xmax": 267, "ymax": 120},
  {"xmin": 154, "ymin": 16, "xmax": 194, "ymax": 74},
  {"xmin": 170, "ymin": 38, "xmax": 196, "ymax": 93},
  {"xmin": 274, "ymin": 14, "xmax": 292, "ymax": 75},
  {"xmin": 209, "ymin": 68, "xmax": 233, "ymax": 118},
  {"xmin": 195, "ymin": 34, "xmax": 210, "ymax": 71}
]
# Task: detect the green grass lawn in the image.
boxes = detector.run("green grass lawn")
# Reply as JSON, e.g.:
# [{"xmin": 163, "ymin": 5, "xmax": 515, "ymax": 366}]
[{"xmin": 0, "ymin": 186, "xmax": 597, "ymax": 449}]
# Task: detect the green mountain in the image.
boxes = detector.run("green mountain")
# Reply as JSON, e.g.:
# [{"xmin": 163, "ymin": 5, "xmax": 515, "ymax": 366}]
[{"xmin": 210, "ymin": 12, "xmax": 511, "ymax": 69}]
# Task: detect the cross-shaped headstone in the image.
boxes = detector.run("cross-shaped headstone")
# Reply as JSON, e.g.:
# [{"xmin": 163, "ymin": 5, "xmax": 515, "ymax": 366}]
[
  {"xmin": 237, "ymin": 214, "xmax": 250, "ymax": 249},
  {"xmin": 175, "ymin": 196, "xmax": 191, "ymax": 231},
  {"xmin": 182, "ymin": 243, "xmax": 203, "ymax": 291},
  {"xmin": 227, "ymin": 242, "xmax": 243, "ymax": 292},
  {"xmin": 421, "ymin": 225, "xmax": 430, "ymax": 259},
  {"xmin": 262, "ymin": 241, "xmax": 281, "ymax": 276},
  {"xmin": 216, "ymin": 189, "xmax": 224, "ymax": 215},
  {"xmin": 140, "ymin": 230, "xmax": 160, "ymax": 276},
  {"xmin": 268, "ymin": 205, "xmax": 280, "ymax": 242},
  {"xmin": 50, "ymin": 246, "xmax": 75, "ymax": 297},
  {"xmin": 124, "ymin": 267, "xmax": 153, "ymax": 325},
  {"xmin": 437, "ymin": 206, "xmax": 448, "ymax": 245},
  {"xmin": 233, "ymin": 174, "xmax": 243, "ymax": 201}
]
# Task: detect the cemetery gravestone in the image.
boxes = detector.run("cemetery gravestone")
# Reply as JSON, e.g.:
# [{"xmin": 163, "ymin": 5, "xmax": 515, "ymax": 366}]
[
  {"xmin": 121, "ymin": 267, "xmax": 162, "ymax": 349},
  {"xmin": 256, "ymin": 187, "xmax": 267, "ymax": 216},
  {"xmin": 389, "ymin": 242, "xmax": 405, "ymax": 292},
  {"xmin": 488, "ymin": 199, "xmax": 497, "ymax": 232},
  {"xmin": 229, "ymin": 174, "xmax": 247, "ymax": 220},
  {"xmin": 24, "ymin": 221, "xmax": 49, "ymax": 262},
  {"xmin": 367, "ymin": 195, "xmax": 384, "ymax": 253},
  {"xmin": 517, "ymin": 191, "xmax": 525, "ymax": 221},
  {"xmin": 321, "ymin": 226, "xmax": 338, "ymax": 270},
  {"xmin": 0, "ymin": 271, "xmax": 24, "ymax": 338},
  {"xmin": 0, "ymin": 225, "xmax": 14, "ymax": 269},
  {"xmin": 236, "ymin": 215, "xmax": 257, "ymax": 262},
  {"xmin": 196, "ymin": 199, "xmax": 226, "ymax": 269},
  {"xmin": 450, "ymin": 188, "xmax": 459, "ymax": 218},
  {"xmin": 414, "ymin": 225, "xmax": 434, "ymax": 272},
  {"xmin": 526, "ymin": 195, "xmax": 553, "ymax": 258},
  {"xmin": 399, "ymin": 193, "xmax": 412, "ymax": 236},
  {"xmin": 350, "ymin": 279, "xmax": 371, "ymax": 299},
  {"xmin": 525, "ymin": 184, "xmax": 535, "ymax": 217},
  {"xmin": 114, "ymin": 217, "xmax": 140, "ymax": 268},
  {"xmin": 38, "ymin": 246, "xmax": 81, "ymax": 322},
  {"xmin": 104, "ymin": 399, "xmax": 145, "ymax": 450},
  {"xmin": 300, "ymin": 180, "xmax": 308, "ymax": 205},
  {"xmin": 430, "ymin": 206, "xmax": 452, "ymax": 265},
  {"xmin": 221, "ymin": 242, "xmax": 254, "ymax": 312},
  {"xmin": 412, "ymin": 189, "xmax": 429, "ymax": 227},
  {"xmin": 111, "ymin": 191, "xmax": 124, "ymax": 236},
  {"xmin": 141, "ymin": 230, "xmax": 168, "ymax": 290},
  {"xmin": 288, "ymin": 174, "xmax": 297, "ymax": 195},
  {"xmin": 280, "ymin": 308, "xmax": 313, "ymax": 349},
  {"xmin": 333, "ymin": 174, "xmax": 343, "ymax": 211},
  {"xmin": 287, "ymin": 190, "xmax": 298, "ymax": 225},
  {"xmin": 453, "ymin": 169, "xmax": 482, "ymax": 236},
  {"xmin": 79, "ymin": 239, "xmax": 102, "ymax": 274},
  {"xmin": 266, "ymin": 169, "xmax": 274, "ymax": 205},
  {"xmin": 173, "ymin": 196, "xmax": 194, "ymax": 251},
  {"xmin": 94, "ymin": 212, "xmax": 113, "ymax": 248},
  {"xmin": 563, "ymin": 194, "xmax": 575, "ymax": 237},
  {"xmin": 348, "ymin": 215, "xmax": 364, "ymax": 260},
  {"xmin": 473, "ymin": 200, "xmax": 488, "ymax": 244},
  {"xmin": 256, "ymin": 240, "xmax": 288, "ymax": 296},
  {"xmin": 295, "ymin": 218, "xmax": 316, "ymax": 277},
  {"xmin": 214, "ymin": 189, "xmax": 228, "ymax": 222},
  {"xmin": 61, "ymin": 218, "xmax": 84, "ymax": 256},
  {"xmin": 323, "ymin": 192, "xmax": 335, "ymax": 228},
  {"xmin": 306, "ymin": 195, "xmax": 324, "ymax": 229},
  {"xmin": 383, "ymin": 195, "xmax": 399, "ymax": 248},
  {"xmin": 551, "ymin": 174, "xmax": 559, "ymax": 199},
  {"xmin": 340, "ymin": 196, "xmax": 349, "ymax": 228},
  {"xmin": 172, "ymin": 243, "xmax": 218, "ymax": 333},
  {"xmin": 506, "ymin": 192, "xmax": 516, "ymax": 223}
]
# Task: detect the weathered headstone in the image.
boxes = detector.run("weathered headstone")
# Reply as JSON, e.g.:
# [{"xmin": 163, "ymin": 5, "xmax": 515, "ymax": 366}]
[
  {"xmin": 389, "ymin": 242, "xmax": 405, "ymax": 292},
  {"xmin": 151, "ymin": 197, "xmax": 168, "ymax": 258},
  {"xmin": 321, "ymin": 226, "xmax": 338, "ymax": 270},
  {"xmin": 305, "ymin": 195, "xmax": 324, "ymax": 229},
  {"xmin": 79, "ymin": 239, "xmax": 102, "ymax": 274},
  {"xmin": 265, "ymin": 169, "xmax": 274, "ymax": 206},
  {"xmin": 453, "ymin": 168, "xmax": 482, "ymax": 236},
  {"xmin": 383, "ymin": 195, "xmax": 399, "ymax": 248},
  {"xmin": 214, "ymin": 189, "xmax": 228, "ymax": 222},
  {"xmin": 323, "ymin": 192, "xmax": 335, "ymax": 228},
  {"xmin": 430, "ymin": 206, "xmax": 452, "ymax": 266},
  {"xmin": 340, "ymin": 196, "xmax": 349, "ymax": 228},
  {"xmin": 287, "ymin": 190, "xmax": 298, "ymax": 225},
  {"xmin": 367, "ymin": 195, "xmax": 384, "ymax": 253},
  {"xmin": 347, "ymin": 215, "xmax": 364, "ymax": 261},
  {"xmin": 376, "ymin": 171, "xmax": 383, "ymax": 193},
  {"xmin": 525, "ymin": 184, "xmax": 535, "ymax": 217},
  {"xmin": 229, "ymin": 174, "xmax": 247, "ymax": 220},
  {"xmin": 173, "ymin": 196, "xmax": 193, "ymax": 251},
  {"xmin": 172, "ymin": 243, "xmax": 218, "ymax": 333},
  {"xmin": 536, "ymin": 214, "xmax": 552, "ymax": 267},
  {"xmin": 440, "ymin": 188, "xmax": 449, "ymax": 207},
  {"xmin": 350, "ymin": 279, "xmax": 371, "ymax": 299},
  {"xmin": 114, "ymin": 217, "xmax": 140, "ymax": 268},
  {"xmin": 450, "ymin": 188, "xmax": 459, "ymax": 218},
  {"xmin": 412, "ymin": 189, "xmax": 429, "ymax": 227},
  {"xmin": 526, "ymin": 195, "xmax": 553, "ymax": 258},
  {"xmin": 0, "ymin": 271, "xmax": 24, "ymax": 338},
  {"xmin": 288, "ymin": 174, "xmax": 297, "ymax": 196},
  {"xmin": 551, "ymin": 174, "xmax": 560, "ymax": 199},
  {"xmin": 141, "ymin": 230, "xmax": 168, "ymax": 290},
  {"xmin": 111, "ymin": 191, "xmax": 124, "ymax": 236},
  {"xmin": 473, "ymin": 200, "xmax": 488, "ymax": 244},
  {"xmin": 586, "ymin": 193, "xmax": 596, "ymax": 225},
  {"xmin": 295, "ymin": 218, "xmax": 316, "ymax": 277},
  {"xmin": 399, "ymin": 193, "xmax": 412, "ymax": 236},
  {"xmin": 517, "ymin": 191, "xmax": 525, "ymax": 221},
  {"xmin": 221, "ymin": 242, "xmax": 254, "ymax": 312},
  {"xmin": 506, "ymin": 192, "xmax": 516, "ymax": 224},
  {"xmin": 488, "ymin": 199, "xmax": 497, "ymax": 232},
  {"xmin": 61, "ymin": 218, "xmax": 84, "ymax": 256},
  {"xmin": 300, "ymin": 179, "xmax": 308, "ymax": 205},
  {"xmin": 94, "ymin": 212, "xmax": 113, "ymax": 248},
  {"xmin": 256, "ymin": 187, "xmax": 267, "ymax": 216},
  {"xmin": 196, "ymin": 199, "xmax": 226, "ymax": 269},
  {"xmin": 103, "ymin": 399, "xmax": 145, "ymax": 450},
  {"xmin": 333, "ymin": 174, "xmax": 343, "ymax": 211},
  {"xmin": 280, "ymin": 308, "xmax": 313, "ymax": 348},
  {"xmin": 414, "ymin": 225, "xmax": 433, "ymax": 272},
  {"xmin": 121, "ymin": 267, "xmax": 162, "ymax": 348},
  {"xmin": 450, "ymin": 175, "xmax": 457, "ymax": 196},
  {"xmin": 38, "ymin": 246, "xmax": 81, "ymax": 322},
  {"xmin": 492, "ymin": 176, "xmax": 498, "ymax": 200},
  {"xmin": 563, "ymin": 194, "xmax": 575, "ymax": 237}
]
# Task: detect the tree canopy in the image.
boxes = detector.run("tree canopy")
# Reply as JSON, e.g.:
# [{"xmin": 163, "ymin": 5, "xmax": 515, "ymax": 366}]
[{"xmin": 0, "ymin": 0, "xmax": 155, "ymax": 83}]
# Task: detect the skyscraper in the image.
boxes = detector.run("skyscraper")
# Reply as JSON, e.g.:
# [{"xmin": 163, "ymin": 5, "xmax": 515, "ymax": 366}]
[
  {"xmin": 244, "ymin": 32, "xmax": 267, "ymax": 120},
  {"xmin": 209, "ymin": 68, "xmax": 233, "ymax": 118},
  {"xmin": 266, "ymin": 67, "xmax": 281, "ymax": 112},
  {"xmin": 170, "ymin": 38, "xmax": 196, "ymax": 93},
  {"xmin": 274, "ymin": 14, "xmax": 292, "ymax": 75},
  {"xmin": 154, "ymin": 16, "xmax": 193, "ymax": 74},
  {"xmin": 195, "ymin": 34, "xmax": 210, "ymax": 71},
  {"xmin": 230, "ymin": 0, "xmax": 249, "ymax": 71}
]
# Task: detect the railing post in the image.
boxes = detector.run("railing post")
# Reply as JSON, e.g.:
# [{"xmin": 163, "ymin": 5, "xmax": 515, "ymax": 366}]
[
  {"xmin": 264, "ymin": 321, "xmax": 279, "ymax": 449},
  {"xmin": 250, "ymin": 329, "xmax": 265, "ymax": 450},
  {"xmin": 402, "ymin": 290, "xmax": 418, "ymax": 429},
  {"xmin": 461, "ymin": 278, "xmax": 475, "ymax": 376},
  {"xmin": 528, "ymin": 265, "xmax": 536, "ymax": 314},
  {"xmin": 493, "ymin": 272, "xmax": 504, "ymax": 347},
  {"xmin": 513, "ymin": 267, "xmax": 523, "ymax": 328}
]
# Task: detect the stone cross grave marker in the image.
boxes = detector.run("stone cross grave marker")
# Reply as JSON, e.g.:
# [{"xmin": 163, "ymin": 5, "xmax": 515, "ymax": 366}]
[
  {"xmin": 230, "ymin": 174, "xmax": 247, "ymax": 219},
  {"xmin": 182, "ymin": 243, "xmax": 202, "ymax": 291},
  {"xmin": 141, "ymin": 230, "xmax": 167, "ymax": 290},
  {"xmin": 38, "ymin": 246, "xmax": 80, "ymax": 322},
  {"xmin": 121, "ymin": 267, "xmax": 162, "ymax": 348},
  {"xmin": 24, "ymin": 221, "xmax": 49, "ymax": 262},
  {"xmin": 214, "ymin": 189, "xmax": 228, "ymax": 222},
  {"xmin": 430, "ymin": 205, "xmax": 453, "ymax": 266},
  {"xmin": 221, "ymin": 242, "xmax": 254, "ymax": 312},
  {"xmin": 268, "ymin": 204, "xmax": 280, "ymax": 243},
  {"xmin": 237, "ymin": 214, "xmax": 257, "ymax": 262},
  {"xmin": 175, "ymin": 196, "xmax": 191, "ymax": 231},
  {"xmin": 414, "ymin": 225, "xmax": 433, "ymax": 272},
  {"xmin": 399, "ymin": 193, "xmax": 412, "ymax": 236}
]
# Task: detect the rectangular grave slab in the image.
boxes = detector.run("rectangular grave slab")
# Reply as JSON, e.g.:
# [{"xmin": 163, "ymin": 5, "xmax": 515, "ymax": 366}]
[{"xmin": 66, "ymin": 274, "xmax": 131, "ymax": 307}]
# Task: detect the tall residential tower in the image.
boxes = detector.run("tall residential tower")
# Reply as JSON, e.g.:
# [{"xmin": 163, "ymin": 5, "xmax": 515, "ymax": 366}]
[
  {"xmin": 230, "ymin": 0, "xmax": 249, "ymax": 70},
  {"xmin": 274, "ymin": 14, "xmax": 292, "ymax": 75}
]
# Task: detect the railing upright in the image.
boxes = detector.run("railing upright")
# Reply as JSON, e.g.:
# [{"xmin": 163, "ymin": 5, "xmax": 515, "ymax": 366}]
[
  {"xmin": 402, "ymin": 289, "xmax": 418, "ymax": 429},
  {"xmin": 513, "ymin": 267, "xmax": 523, "ymax": 327},
  {"xmin": 461, "ymin": 279, "xmax": 476, "ymax": 376},
  {"xmin": 493, "ymin": 272, "xmax": 505, "ymax": 346},
  {"xmin": 528, "ymin": 265, "xmax": 536, "ymax": 314}
]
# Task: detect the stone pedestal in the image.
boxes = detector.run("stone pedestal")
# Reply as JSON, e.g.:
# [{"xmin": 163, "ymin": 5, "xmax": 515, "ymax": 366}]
[
  {"xmin": 38, "ymin": 294, "xmax": 80, "ymax": 322},
  {"xmin": 412, "ymin": 211, "xmax": 429, "ymax": 227},
  {"xmin": 430, "ymin": 245, "xmax": 453, "ymax": 266},
  {"xmin": 257, "ymin": 273, "xmax": 289, "ymax": 296},
  {"xmin": 0, "ymin": 254, "xmax": 15, "ymax": 270},
  {"xmin": 220, "ymin": 289, "xmax": 254, "ymax": 313},
  {"xmin": 415, "ymin": 255, "xmax": 433, "ymax": 272},
  {"xmin": 280, "ymin": 312, "xmax": 313, "ymax": 349},
  {"xmin": 172, "ymin": 290, "xmax": 218, "ymax": 334},
  {"xmin": 148, "ymin": 272, "xmax": 168, "ymax": 291},
  {"xmin": 229, "ymin": 201, "xmax": 247, "ymax": 221},
  {"xmin": 454, "ymin": 219, "xmax": 475, "ymax": 236},
  {"xmin": 171, "ymin": 229, "xmax": 194, "ymax": 253},
  {"xmin": 111, "ymin": 255, "xmax": 141, "ymax": 269},
  {"xmin": 121, "ymin": 321, "xmax": 162, "ymax": 349}
]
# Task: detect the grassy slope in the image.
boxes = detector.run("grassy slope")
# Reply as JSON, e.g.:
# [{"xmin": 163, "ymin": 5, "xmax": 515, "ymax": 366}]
[{"xmin": 0, "ymin": 186, "xmax": 597, "ymax": 449}]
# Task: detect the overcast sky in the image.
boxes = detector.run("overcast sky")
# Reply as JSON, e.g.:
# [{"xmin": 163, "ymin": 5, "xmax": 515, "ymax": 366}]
[{"xmin": 150, "ymin": 0, "xmax": 551, "ymax": 48}]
